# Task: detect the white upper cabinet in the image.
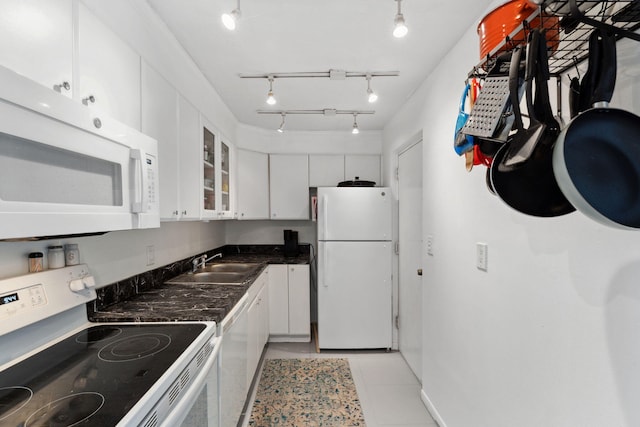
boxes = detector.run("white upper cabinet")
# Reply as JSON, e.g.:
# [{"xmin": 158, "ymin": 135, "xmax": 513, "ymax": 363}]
[
  {"xmin": 0, "ymin": 0, "xmax": 73, "ymax": 97},
  {"xmin": 269, "ymin": 154, "xmax": 309, "ymax": 220},
  {"xmin": 141, "ymin": 61, "xmax": 179, "ymax": 221},
  {"xmin": 309, "ymin": 154, "xmax": 345, "ymax": 187},
  {"xmin": 177, "ymin": 96, "xmax": 201, "ymax": 220},
  {"xmin": 78, "ymin": 3, "xmax": 141, "ymax": 130},
  {"xmin": 345, "ymin": 154, "xmax": 381, "ymax": 185},
  {"xmin": 237, "ymin": 149, "xmax": 269, "ymax": 220},
  {"xmin": 201, "ymin": 116, "xmax": 235, "ymax": 220}
]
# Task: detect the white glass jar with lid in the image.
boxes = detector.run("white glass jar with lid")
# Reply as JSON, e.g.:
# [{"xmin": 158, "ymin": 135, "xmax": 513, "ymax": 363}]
[{"xmin": 47, "ymin": 246, "xmax": 65, "ymax": 269}]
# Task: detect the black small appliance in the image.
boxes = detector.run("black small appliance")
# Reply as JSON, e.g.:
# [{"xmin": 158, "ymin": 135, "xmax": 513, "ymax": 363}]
[{"xmin": 283, "ymin": 229, "xmax": 299, "ymax": 257}]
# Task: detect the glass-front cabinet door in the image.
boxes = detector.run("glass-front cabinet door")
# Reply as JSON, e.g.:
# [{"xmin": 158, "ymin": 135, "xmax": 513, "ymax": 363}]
[
  {"xmin": 218, "ymin": 137, "xmax": 234, "ymax": 219},
  {"xmin": 202, "ymin": 125, "xmax": 216, "ymax": 215},
  {"xmin": 201, "ymin": 116, "xmax": 233, "ymax": 219}
]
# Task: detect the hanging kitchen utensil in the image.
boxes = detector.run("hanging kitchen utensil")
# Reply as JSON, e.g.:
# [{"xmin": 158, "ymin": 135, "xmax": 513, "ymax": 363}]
[
  {"xmin": 553, "ymin": 29, "xmax": 640, "ymax": 229},
  {"xmin": 453, "ymin": 83, "xmax": 475, "ymax": 155},
  {"xmin": 461, "ymin": 51, "xmax": 520, "ymax": 141},
  {"xmin": 578, "ymin": 29, "xmax": 604, "ymax": 114},
  {"xmin": 498, "ymin": 31, "xmax": 547, "ymax": 169},
  {"xmin": 490, "ymin": 29, "xmax": 575, "ymax": 217},
  {"xmin": 568, "ymin": 57, "xmax": 582, "ymax": 119}
]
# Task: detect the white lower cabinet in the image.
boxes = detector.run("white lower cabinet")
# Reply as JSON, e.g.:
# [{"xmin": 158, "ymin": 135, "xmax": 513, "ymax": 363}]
[
  {"xmin": 246, "ymin": 269, "xmax": 269, "ymax": 389},
  {"xmin": 268, "ymin": 264, "xmax": 310, "ymax": 342},
  {"xmin": 219, "ymin": 297, "xmax": 249, "ymax": 427}
]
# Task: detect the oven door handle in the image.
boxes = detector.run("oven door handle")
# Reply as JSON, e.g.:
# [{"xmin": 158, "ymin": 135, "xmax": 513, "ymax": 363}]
[{"xmin": 159, "ymin": 337, "xmax": 222, "ymax": 427}]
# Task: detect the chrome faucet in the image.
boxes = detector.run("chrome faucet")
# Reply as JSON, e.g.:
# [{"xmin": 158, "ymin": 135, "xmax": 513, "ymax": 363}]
[
  {"xmin": 211, "ymin": 252, "xmax": 223, "ymax": 260},
  {"xmin": 192, "ymin": 254, "xmax": 208, "ymax": 272}
]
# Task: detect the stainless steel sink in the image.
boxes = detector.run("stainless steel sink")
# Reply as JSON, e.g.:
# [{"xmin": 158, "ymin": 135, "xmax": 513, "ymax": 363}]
[
  {"xmin": 167, "ymin": 271, "xmax": 248, "ymax": 284},
  {"xmin": 166, "ymin": 262, "xmax": 262, "ymax": 285},
  {"xmin": 200, "ymin": 263, "xmax": 261, "ymax": 273}
]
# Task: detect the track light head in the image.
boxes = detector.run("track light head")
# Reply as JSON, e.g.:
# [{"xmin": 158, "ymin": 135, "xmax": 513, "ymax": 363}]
[
  {"xmin": 352, "ymin": 114, "xmax": 360, "ymax": 135},
  {"xmin": 393, "ymin": 0, "xmax": 408, "ymax": 38},
  {"xmin": 266, "ymin": 77, "xmax": 276, "ymax": 105},
  {"xmin": 277, "ymin": 113, "xmax": 286, "ymax": 133},
  {"xmin": 366, "ymin": 75, "xmax": 378, "ymax": 103},
  {"xmin": 222, "ymin": 9, "xmax": 240, "ymax": 30},
  {"xmin": 222, "ymin": 0, "xmax": 241, "ymax": 30}
]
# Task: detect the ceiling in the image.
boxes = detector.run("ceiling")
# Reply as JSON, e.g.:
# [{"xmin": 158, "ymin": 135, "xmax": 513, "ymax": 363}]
[{"xmin": 147, "ymin": 0, "xmax": 496, "ymax": 132}]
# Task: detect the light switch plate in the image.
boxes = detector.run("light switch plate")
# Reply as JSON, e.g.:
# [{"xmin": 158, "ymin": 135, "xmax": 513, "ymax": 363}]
[{"xmin": 476, "ymin": 243, "xmax": 488, "ymax": 271}]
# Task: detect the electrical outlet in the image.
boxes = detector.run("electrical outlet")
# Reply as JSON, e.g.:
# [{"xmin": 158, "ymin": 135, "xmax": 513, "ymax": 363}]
[
  {"xmin": 146, "ymin": 245, "xmax": 155, "ymax": 266},
  {"xmin": 426, "ymin": 235, "xmax": 434, "ymax": 256},
  {"xmin": 476, "ymin": 243, "xmax": 488, "ymax": 271}
]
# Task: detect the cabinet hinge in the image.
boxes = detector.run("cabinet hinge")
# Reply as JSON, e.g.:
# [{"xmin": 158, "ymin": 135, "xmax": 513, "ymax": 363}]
[
  {"xmin": 395, "ymin": 315, "xmax": 399, "ymax": 329},
  {"xmin": 394, "ymin": 241, "xmax": 399, "ymax": 255}
]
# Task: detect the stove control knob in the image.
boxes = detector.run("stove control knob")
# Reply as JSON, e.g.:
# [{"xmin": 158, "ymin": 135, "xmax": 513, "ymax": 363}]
[{"xmin": 69, "ymin": 275, "xmax": 96, "ymax": 292}]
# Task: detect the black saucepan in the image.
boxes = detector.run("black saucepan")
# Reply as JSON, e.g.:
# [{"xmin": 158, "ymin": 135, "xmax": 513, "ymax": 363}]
[
  {"xmin": 552, "ymin": 29, "xmax": 640, "ymax": 229},
  {"xmin": 490, "ymin": 29, "xmax": 575, "ymax": 217}
]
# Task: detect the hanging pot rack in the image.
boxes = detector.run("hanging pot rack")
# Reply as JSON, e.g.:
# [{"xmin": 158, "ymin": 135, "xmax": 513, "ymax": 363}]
[{"xmin": 469, "ymin": 0, "xmax": 640, "ymax": 79}]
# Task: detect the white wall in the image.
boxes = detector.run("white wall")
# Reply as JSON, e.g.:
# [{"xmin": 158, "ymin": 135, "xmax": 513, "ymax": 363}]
[
  {"xmin": 226, "ymin": 220, "xmax": 316, "ymax": 247},
  {"xmin": 383, "ymin": 4, "xmax": 640, "ymax": 427},
  {"xmin": 0, "ymin": 222, "xmax": 225, "ymax": 287}
]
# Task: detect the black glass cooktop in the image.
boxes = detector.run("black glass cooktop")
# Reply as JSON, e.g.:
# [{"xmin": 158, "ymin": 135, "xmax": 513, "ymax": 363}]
[{"xmin": 0, "ymin": 323, "xmax": 206, "ymax": 426}]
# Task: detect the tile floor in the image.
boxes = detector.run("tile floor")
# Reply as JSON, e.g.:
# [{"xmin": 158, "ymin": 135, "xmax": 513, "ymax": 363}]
[{"xmin": 242, "ymin": 340, "xmax": 438, "ymax": 427}]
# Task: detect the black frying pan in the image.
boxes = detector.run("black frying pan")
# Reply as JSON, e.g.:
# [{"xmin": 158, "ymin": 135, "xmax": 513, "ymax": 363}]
[
  {"xmin": 552, "ymin": 29, "xmax": 640, "ymax": 229},
  {"xmin": 490, "ymin": 30, "xmax": 575, "ymax": 217}
]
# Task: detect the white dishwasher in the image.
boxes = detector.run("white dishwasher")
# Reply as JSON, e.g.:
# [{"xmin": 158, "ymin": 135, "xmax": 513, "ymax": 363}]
[{"xmin": 219, "ymin": 294, "xmax": 249, "ymax": 427}]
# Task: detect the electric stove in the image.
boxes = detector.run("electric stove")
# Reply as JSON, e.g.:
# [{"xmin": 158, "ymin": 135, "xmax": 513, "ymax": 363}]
[{"xmin": 0, "ymin": 265, "xmax": 219, "ymax": 427}]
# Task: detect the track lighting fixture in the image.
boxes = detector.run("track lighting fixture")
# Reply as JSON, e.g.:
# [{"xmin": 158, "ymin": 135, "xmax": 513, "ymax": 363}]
[
  {"xmin": 221, "ymin": 0, "xmax": 241, "ymax": 31},
  {"xmin": 266, "ymin": 76, "xmax": 276, "ymax": 105},
  {"xmin": 352, "ymin": 114, "xmax": 360, "ymax": 135},
  {"xmin": 257, "ymin": 109, "xmax": 374, "ymax": 133},
  {"xmin": 393, "ymin": 0, "xmax": 408, "ymax": 38},
  {"xmin": 277, "ymin": 113, "xmax": 286, "ymax": 133},
  {"xmin": 366, "ymin": 74, "xmax": 378, "ymax": 103}
]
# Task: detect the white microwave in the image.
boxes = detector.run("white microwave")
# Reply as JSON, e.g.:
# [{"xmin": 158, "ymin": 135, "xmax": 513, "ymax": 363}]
[{"xmin": 0, "ymin": 66, "xmax": 159, "ymax": 240}]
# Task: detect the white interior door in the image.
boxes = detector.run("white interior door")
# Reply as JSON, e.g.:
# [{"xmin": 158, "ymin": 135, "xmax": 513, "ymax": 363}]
[{"xmin": 398, "ymin": 141, "xmax": 423, "ymax": 380}]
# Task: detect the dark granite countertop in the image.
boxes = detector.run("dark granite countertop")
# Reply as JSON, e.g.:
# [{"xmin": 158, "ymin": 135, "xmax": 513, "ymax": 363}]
[
  {"xmin": 88, "ymin": 245, "xmax": 310, "ymax": 324},
  {"xmin": 89, "ymin": 283, "xmax": 250, "ymax": 324}
]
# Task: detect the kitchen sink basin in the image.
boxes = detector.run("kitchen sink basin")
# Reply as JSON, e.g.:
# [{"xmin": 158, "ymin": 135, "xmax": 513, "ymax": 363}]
[
  {"xmin": 200, "ymin": 263, "xmax": 261, "ymax": 273},
  {"xmin": 166, "ymin": 271, "xmax": 248, "ymax": 284}
]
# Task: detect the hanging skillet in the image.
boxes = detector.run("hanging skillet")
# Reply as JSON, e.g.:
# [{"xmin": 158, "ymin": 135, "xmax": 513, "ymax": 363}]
[
  {"xmin": 552, "ymin": 29, "xmax": 640, "ymax": 229},
  {"xmin": 490, "ymin": 29, "xmax": 575, "ymax": 217}
]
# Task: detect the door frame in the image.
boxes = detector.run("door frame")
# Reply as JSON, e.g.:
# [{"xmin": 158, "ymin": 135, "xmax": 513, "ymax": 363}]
[
  {"xmin": 393, "ymin": 131, "xmax": 423, "ymax": 371},
  {"xmin": 391, "ymin": 132, "xmax": 423, "ymax": 348}
]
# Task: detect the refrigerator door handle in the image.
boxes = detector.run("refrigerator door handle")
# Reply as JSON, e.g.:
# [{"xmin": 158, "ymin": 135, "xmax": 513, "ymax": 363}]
[
  {"xmin": 322, "ymin": 243, "xmax": 328, "ymax": 287},
  {"xmin": 322, "ymin": 195, "xmax": 328, "ymax": 240}
]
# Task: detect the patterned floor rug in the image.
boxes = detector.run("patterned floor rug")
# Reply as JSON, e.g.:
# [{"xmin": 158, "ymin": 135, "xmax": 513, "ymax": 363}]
[{"xmin": 249, "ymin": 358, "xmax": 366, "ymax": 427}]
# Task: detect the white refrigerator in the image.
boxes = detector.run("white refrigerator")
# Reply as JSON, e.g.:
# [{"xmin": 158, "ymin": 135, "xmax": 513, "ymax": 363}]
[{"xmin": 317, "ymin": 187, "xmax": 392, "ymax": 349}]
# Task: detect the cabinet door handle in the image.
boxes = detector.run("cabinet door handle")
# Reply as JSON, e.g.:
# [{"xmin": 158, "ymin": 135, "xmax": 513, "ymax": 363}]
[{"xmin": 82, "ymin": 95, "xmax": 96, "ymax": 105}]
